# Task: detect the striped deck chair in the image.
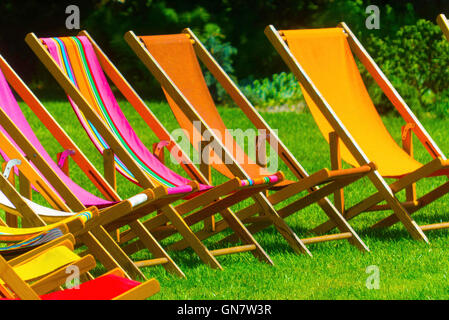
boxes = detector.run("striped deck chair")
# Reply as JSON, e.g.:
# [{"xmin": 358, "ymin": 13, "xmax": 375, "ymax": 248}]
[
  {"xmin": 437, "ymin": 14, "xmax": 449, "ymax": 41},
  {"xmin": 265, "ymin": 23, "xmax": 449, "ymax": 241},
  {"xmin": 0, "ymin": 236, "xmax": 160, "ymax": 300},
  {"xmin": 0, "ymin": 157, "xmax": 194, "ymax": 280},
  {"xmin": 25, "ymin": 32, "xmax": 285, "ymax": 268},
  {"xmin": 0, "ymin": 208, "xmax": 94, "ymax": 258},
  {"xmin": 0, "ymin": 54, "xmax": 197, "ymax": 279},
  {"xmin": 122, "ymin": 29, "xmax": 373, "ymax": 254}
]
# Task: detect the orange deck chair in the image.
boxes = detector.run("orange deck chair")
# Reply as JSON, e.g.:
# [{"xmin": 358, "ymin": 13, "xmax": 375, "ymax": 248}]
[
  {"xmin": 25, "ymin": 32, "xmax": 287, "ymax": 268},
  {"xmin": 265, "ymin": 23, "xmax": 449, "ymax": 242},
  {"xmin": 437, "ymin": 14, "xmax": 449, "ymax": 41},
  {"xmin": 122, "ymin": 29, "xmax": 374, "ymax": 255}
]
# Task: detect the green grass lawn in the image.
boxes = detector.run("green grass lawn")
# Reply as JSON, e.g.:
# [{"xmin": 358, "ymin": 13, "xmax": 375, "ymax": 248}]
[{"xmin": 7, "ymin": 99, "xmax": 449, "ymax": 299}]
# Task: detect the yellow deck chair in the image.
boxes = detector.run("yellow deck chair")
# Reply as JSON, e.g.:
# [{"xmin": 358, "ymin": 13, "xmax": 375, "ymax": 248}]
[
  {"xmin": 0, "ymin": 234, "xmax": 160, "ymax": 300},
  {"xmin": 122, "ymin": 29, "xmax": 377, "ymax": 255},
  {"xmin": 265, "ymin": 23, "xmax": 449, "ymax": 241}
]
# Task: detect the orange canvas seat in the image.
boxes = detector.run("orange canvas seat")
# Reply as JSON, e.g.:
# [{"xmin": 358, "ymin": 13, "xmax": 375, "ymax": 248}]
[
  {"xmin": 265, "ymin": 23, "xmax": 449, "ymax": 241},
  {"xmin": 26, "ymin": 31, "xmax": 294, "ymax": 269},
  {"xmin": 122, "ymin": 29, "xmax": 378, "ymax": 255},
  {"xmin": 138, "ymin": 34, "xmax": 273, "ymax": 181}
]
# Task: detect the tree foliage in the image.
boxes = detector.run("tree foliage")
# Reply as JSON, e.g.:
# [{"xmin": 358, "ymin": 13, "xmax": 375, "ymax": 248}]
[{"xmin": 0, "ymin": 1, "xmax": 448, "ymax": 114}]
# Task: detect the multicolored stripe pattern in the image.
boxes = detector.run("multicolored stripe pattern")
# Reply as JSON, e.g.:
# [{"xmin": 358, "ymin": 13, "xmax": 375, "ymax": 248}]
[
  {"xmin": 41, "ymin": 36, "xmax": 278, "ymax": 195},
  {"xmin": 42, "ymin": 36, "xmax": 197, "ymax": 189},
  {"xmin": 239, "ymin": 174, "xmax": 280, "ymax": 187},
  {"xmin": 0, "ymin": 210, "xmax": 93, "ymax": 242},
  {"xmin": 0, "ymin": 228, "xmax": 64, "ymax": 253}
]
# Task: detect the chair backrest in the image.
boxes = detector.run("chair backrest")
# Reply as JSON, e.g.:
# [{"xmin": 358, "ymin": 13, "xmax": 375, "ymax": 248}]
[
  {"xmin": 281, "ymin": 28, "xmax": 423, "ymax": 177},
  {"xmin": 0, "ymin": 65, "xmax": 113, "ymax": 208},
  {"xmin": 138, "ymin": 34, "xmax": 272, "ymax": 180},
  {"xmin": 41, "ymin": 36, "xmax": 210, "ymax": 191}
]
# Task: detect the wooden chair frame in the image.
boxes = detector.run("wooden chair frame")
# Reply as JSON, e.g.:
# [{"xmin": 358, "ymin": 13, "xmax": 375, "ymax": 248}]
[
  {"xmin": 0, "ymin": 137, "xmax": 193, "ymax": 280},
  {"xmin": 0, "ymin": 237, "xmax": 160, "ymax": 300},
  {"xmin": 0, "ymin": 53, "xmax": 196, "ymax": 279},
  {"xmin": 437, "ymin": 14, "xmax": 449, "ymax": 42},
  {"xmin": 265, "ymin": 23, "xmax": 449, "ymax": 241},
  {"xmin": 25, "ymin": 32, "xmax": 282, "ymax": 269},
  {"xmin": 0, "ymin": 106, "xmax": 196, "ymax": 278},
  {"xmin": 123, "ymin": 29, "xmax": 372, "ymax": 255}
]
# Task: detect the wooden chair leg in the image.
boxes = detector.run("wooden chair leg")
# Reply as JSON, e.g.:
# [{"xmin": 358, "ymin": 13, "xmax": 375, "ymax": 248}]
[
  {"xmin": 103, "ymin": 148, "xmax": 117, "ymax": 191},
  {"xmin": 402, "ymin": 124, "xmax": 417, "ymax": 202},
  {"xmin": 103, "ymin": 148, "xmax": 120, "ymax": 241},
  {"xmin": 87, "ymin": 227, "xmax": 146, "ymax": 280},
  {"xmin": 2, "ymin": 162, "xmax": 17, "ymax": 228},
  {"xmin": 329, "ymin": 132, "xmax": 345, "ymax": 215},
  {"xmin": 18, "ymin": 171, "xmax": 32, "ymax": 228},
  {"xmin": 128, "ymin": 220, "xmax": 185, "ymax": 278},
  {"xmin": 161, "ymin": 204, "xmax": 222, "ymax": 269},
  {"xmin": 200, "ymin": 140, "xmax": 215, "ymax": 232},
  {"xmin": 152, "ymin": 142, "xmax": 170, "ymax": 226},
  {"xmin": 152, "ymin": 141, "xmax": 166, "ymax": 165},
  {"xmin": 256, "ymin": 133, "xmax": 269, "ymax": 198}
]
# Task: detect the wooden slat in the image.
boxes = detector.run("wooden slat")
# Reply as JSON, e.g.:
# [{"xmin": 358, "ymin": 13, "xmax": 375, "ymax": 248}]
[
  {"xmin": 330, "ymin": 131, "xmax": 344, "ymax": 214},
  {"xmin": 438, "ymin": 14, "xmax": 449, "ymax": 40},
  {"xmin": 210, "ymin": 244, "xmax": 256, "ymax": 257},
  {"xmin": 2, "ymin": 161, "xmax": 17, "ymax": 228},
  {"xmin": 135, "ymin": 257, "xmax": 168, "ymax": 268},
  {"xmin": 301, "ymin": 232, "xmax": 352, "ymax": 245},
  {"xmin": 103, "ymin": 148, "xmax": 117, "ymax": 191},
  {"xmin": 420, "ymin": 223, "xmax": 449, "ymax": 231}
]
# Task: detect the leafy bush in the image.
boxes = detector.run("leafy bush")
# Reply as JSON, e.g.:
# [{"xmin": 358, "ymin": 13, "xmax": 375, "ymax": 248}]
[
  {"xmin": 364, "ymin": 19, "xmax": 449, "ymax": 116},
  {"xmin": 197, "ymin": 24, "xmax": 238, "ymax": 103},
  {"xmin": 239, "ymin": 72, "xmax": 304, "ymax": 111},
  {"xmin": 434, "ymin": 89, "xmax": 449, "ymax": 117}
]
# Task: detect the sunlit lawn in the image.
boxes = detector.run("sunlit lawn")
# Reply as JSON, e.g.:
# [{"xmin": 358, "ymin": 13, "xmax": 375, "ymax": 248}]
[{"xmin": 7, "ymin": 99, "xmax": 449, "ymax": 299}]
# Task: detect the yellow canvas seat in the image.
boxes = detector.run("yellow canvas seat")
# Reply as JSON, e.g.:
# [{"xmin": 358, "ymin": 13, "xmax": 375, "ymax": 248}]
[
  {"xmin": 282, "ymin": 28, "xmax": 424, "ymax": 177},
  {"xmin": 0, "ymin": 234, "xmax": 160, "ymax": 300},
  {"xmin": 266, "ymin": 23, "xmax": 449, "ymax": 241}
]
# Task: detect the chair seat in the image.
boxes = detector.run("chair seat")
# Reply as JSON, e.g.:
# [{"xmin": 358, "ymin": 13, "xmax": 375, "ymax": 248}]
[{"xmin": 40, "ymin": 274, "xmax": 141, "ymax": 300}]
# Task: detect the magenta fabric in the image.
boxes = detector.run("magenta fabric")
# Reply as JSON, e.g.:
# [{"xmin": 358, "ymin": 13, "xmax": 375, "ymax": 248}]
[
  {"xmin": 0, "ymin": 68, "xmax": 114, "ymax": 208},
  {"xmin": 166, "ymin": 184, "xmax": 194, "ymax": 195}
]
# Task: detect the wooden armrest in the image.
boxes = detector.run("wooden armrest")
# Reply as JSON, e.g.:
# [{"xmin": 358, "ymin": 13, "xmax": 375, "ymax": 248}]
[{"xmin": 57, "ymin": 149, "xmax": 75, "ymax": 176}]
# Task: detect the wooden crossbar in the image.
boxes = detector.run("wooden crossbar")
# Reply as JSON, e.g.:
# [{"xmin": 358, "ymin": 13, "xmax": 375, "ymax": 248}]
[
  {"xmin": 301, "ymin": 232, "xmax": 352, "ymax": 245},
  {"xmin": 210, "ymin": 244, "xmax": 256, "ymax": 257}
]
